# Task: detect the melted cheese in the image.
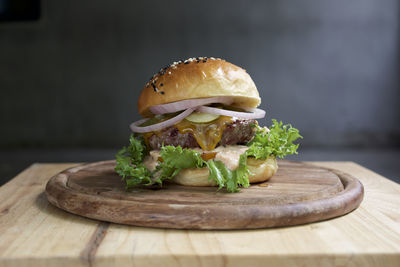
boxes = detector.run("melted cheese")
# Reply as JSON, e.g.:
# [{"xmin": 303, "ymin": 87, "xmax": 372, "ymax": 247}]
[
  {"xmin": 175, "ymin": 116, "xmax": 233, "ymax": 150},
  {"xmin": 142, "ymin": 132, "xmax": 153, "ymax": 148},
  {"xmin": 142, "ymin": 116, "xmax": 234, "ymax": 151}
]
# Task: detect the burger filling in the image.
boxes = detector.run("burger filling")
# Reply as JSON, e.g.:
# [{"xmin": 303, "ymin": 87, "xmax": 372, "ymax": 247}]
[
  {"xmin": 146, "ymin": 118, "xmax": 256, "ymax": 151},
  {"xmin": 116, "ymin": 116, "xmax": 302, "ymax": 193}
]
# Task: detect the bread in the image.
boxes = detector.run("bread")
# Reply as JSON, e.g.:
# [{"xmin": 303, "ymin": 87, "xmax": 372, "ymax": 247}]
[
  {"xmin": 172, "ymin": 157, "xmax": 278, "ymax": 186},
  {"xmin": 138, "ymin": 57, "xmax": 261, "ymax": 117}
]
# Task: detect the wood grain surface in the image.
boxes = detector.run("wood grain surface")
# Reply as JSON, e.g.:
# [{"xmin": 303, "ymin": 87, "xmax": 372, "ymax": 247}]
[
  {"xmin": 45, "ymin": 160, "xmax": 363, "ymax": 229},
  {"xmin": 1, "ymin": 162, "xmax": 399, "ymax": 267}
]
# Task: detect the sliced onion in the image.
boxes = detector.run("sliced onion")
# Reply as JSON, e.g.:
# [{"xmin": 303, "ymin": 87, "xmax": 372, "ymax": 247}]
[
  {"xmin": 149, "ymin": 96, "xmax": 234, "ymax": 115},
  {"xmin": 130, "ymin": 108, "xmax": 195, "ymax": 133},
  {"xmin": 196, "ymin": 106, "xmax": 266, "ymax": 119}
]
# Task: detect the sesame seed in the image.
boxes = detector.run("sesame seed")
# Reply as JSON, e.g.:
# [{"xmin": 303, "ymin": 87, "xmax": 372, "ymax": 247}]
[{"xmin": 151, "ymin": 83, "xmax": 158, "ymax": 92}]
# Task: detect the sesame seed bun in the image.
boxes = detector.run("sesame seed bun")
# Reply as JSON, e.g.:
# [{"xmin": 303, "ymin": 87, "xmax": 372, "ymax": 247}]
[
  {"xmin": 171, "ymin": 157, "xmax": 278, "ymax": 187},
  {"xmin": 138, "ymin": 57, "xmax": 261, "ymax": 117}
]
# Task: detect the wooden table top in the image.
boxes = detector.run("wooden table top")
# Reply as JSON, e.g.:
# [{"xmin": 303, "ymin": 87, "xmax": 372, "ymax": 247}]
[{"xmin": 0, "ymin": 162, "xmax": 399, "ymax": 267}]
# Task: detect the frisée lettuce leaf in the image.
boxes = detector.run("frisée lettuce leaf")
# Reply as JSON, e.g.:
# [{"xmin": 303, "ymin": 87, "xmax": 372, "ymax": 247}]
[
  {"xmin": 155, "ymin": 145, "xmax": 205, "ymax": 183},
  {"xmin": 206, "ymin": 153, "xmax": 250, "ymax": 192},
  {"xmin": 115, "ymin": 135, "xmax": 153, "ymax": 186},
  {"xmin": 247, "ymin": 119, "xmax": 302, "ymax": 159}
]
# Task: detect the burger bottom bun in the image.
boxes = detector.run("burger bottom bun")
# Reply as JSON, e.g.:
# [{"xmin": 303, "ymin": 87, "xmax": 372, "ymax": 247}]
[{"xmin": 171, "ymin": 157, "xmax": 278, "ymax": 187}]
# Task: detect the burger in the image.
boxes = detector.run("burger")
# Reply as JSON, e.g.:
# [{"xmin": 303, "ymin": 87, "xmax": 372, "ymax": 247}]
[{"xmin": 115, "ymin": 57, "xmax": 302, "ymax": 192}]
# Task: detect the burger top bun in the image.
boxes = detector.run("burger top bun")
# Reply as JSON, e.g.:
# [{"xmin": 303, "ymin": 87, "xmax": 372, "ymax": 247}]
[{"xmin": 138, "ymin": 57, "xmax": 261, "ymax": 117}]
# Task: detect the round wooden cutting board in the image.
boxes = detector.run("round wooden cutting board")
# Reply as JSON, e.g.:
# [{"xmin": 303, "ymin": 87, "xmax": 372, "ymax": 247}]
[{"xmin": 45, "ymin": 160, "xmax": 363, "ymax": 230}]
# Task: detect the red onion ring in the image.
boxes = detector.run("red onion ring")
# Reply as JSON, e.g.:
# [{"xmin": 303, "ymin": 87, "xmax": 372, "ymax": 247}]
[
  {"xmin": 130, "ymin": 108, "xmax": 195, "ymax": 133},
  {"xmin": 149, "ymin": 96, "xmax": 233, "ymax": 115},
  {"xmin": 196, "ymin": 106, "xmax": 266, "ymax": 119}
]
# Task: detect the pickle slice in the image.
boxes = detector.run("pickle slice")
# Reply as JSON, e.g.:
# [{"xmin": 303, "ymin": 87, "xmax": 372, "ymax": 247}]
[{"xmin": 185, "ymin": 112, "xmax": 220, "ymax": 124}]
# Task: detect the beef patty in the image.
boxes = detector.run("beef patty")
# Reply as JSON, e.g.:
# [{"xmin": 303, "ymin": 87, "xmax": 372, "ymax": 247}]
[{"xmin": 147, "ymin": 119, "xmax": 256, "ymax": 150}]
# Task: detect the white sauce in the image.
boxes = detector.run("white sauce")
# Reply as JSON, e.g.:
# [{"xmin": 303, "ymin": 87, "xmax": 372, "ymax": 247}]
[
  {"xmin": 142, "ymin": 145, "xmax": 248, "ymax": 172},
  {"xmin": 143, "ymin": 150, "xmax": 161, "ymax": 172},
  {"xmin": 213, "ymin": 145, "xmax": 248, "ymax": 170}
]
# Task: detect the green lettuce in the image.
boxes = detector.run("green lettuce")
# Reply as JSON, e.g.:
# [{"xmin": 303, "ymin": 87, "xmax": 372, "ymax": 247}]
[
  {"xmin": 115, "ymin": 119, "xmax": 301, "ymax": 193},
  {"xmin": 247, "ymin": 119, "xmax": 302, "ymax": 159},
  {"xmin": 156, "ymin": 145, "xmax": 205, "ymax": 183},
  {"xmin": 115, "ymin": 135, "xmax": 153, "ymax": 186},
  {"xmin": 206, "ymin": 153, "xmax": 250, "ymax": 192}
]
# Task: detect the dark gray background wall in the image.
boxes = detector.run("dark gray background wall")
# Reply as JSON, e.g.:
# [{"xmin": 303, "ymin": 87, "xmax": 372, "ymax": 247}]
[{"xmin": 1, "ymin": 0, "xmax": 399, "ymax": 149}]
